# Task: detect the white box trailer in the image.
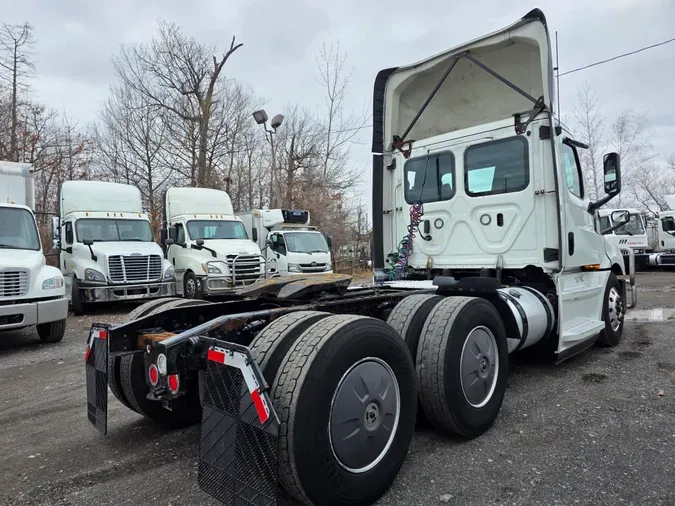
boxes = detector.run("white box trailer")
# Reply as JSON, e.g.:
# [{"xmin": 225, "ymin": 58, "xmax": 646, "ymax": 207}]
[
  {"xmin": 0, "ymin": 161, "xmax": 68, "ymax": 343},
  {"xmin": 162, "ymin": 187, "xmax": 266, "ymax": 297},
  {"xmin": 237, "ymin": 209, "xmax": 333, "ymax": 276},
  {"xmin": 53, "ymin": 181, "xmax": 176, "ymax": 314}
]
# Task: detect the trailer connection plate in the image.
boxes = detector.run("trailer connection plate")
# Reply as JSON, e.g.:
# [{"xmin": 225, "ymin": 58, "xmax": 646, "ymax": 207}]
[
  {"xmin": 198, "ymin": 341, "xmax": 280, "ymax": 506},
  {"xmin": 85, "ymin": 324, "xmax": 110, "ymax": 436}
]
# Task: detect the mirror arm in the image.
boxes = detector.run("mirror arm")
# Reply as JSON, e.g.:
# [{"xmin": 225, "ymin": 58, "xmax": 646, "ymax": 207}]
[{"xmin": 587, "ymin": 192, "xmax": 617, "ymax": 214}]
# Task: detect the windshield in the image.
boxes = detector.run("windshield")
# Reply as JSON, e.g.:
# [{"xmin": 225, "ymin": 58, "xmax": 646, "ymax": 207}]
[
  {"xmin": 615, "ymin": 214, "xmax": 645, "ymax": 236},
  {"xmin": 283, "ymin": 232, "xmax": 329, "ymax": 253},
  {"xmin": 0, "ymin": 208, "xmax": 40, "ymax": 251},
  {"xmin": 187, "ymin": 220, "xmax": 248, "ymax": 240},
  {"xmin": 76, "ymin": 219, "xmax": 153, "ymax": 242}
]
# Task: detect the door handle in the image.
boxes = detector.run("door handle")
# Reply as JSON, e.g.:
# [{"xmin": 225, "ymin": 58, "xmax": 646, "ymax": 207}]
[{"xmin": 568, "ymin": 232, "xmax": 575, "ymax": 256}]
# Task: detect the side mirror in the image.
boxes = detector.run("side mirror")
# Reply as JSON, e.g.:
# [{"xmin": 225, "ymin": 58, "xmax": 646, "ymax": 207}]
[
  {"xmin": 600, "ymin": 210, "xmax": 630, "ymax": 235},
  {"xmin": 603, "ymin": 152, "xmax": 621, "ymax": 194},
  {"xmin": 266, "ymin": 238, "xmax": 273, "ymax": 247},
  {"xmin": 168, "ymin": 225, "xmax": 178, "ymax": 242},
  {"xmin": 83, "ymin": 239, "xmax": 94, "ymax": 246},
  {"xmin": 588, "ymin": 152, "xmax": 621, "ymax": 213},
  {"xmin": 611, "ymin": 210, "xmax": 629, "ymax": 226},
  {"xmin": 325, "ymin": 234, "xmax": 333, "ymax": 249},
  {"xmin": 252, "ymin": 228, "xmax": 258, "ymax": 243},
  {"xmin": 196, "ymin": 239, "xmax": 205, "ymax": 247},
  {"xmin": 160, "ymin": 228, "xmax": 167, "ymax": 244},
  {"xmin": 51, "ymin": 217, "xmax": 61, "ymax": 250},
  {"xmin": 165, "ymin": 238, "xmax": 175, "ymax": 246}
]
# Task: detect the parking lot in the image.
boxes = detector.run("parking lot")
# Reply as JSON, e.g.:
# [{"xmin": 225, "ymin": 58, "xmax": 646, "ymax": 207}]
[{"xmin": 1, "ymin": 272, "xmax": 674, "ymax": 506}]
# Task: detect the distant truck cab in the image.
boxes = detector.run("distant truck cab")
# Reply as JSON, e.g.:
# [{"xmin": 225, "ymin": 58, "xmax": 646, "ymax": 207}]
[
  {"xmin": 0, "ymin": 162, "xmax": 68, "ymax": 342},
  {"xmin": 237, "ymin": 209, "xmax": 333, "ymax": 276},
  {"xmin": 162, "ymin": 187, "xmax": 266, "ymax": 298},
  {"xmin": 53, "ymin": 181, "xmax": 176, "ymax": 314},
  {"xmin": 648, "ymin": 195, "xmax": 675, "ymax": 267}
]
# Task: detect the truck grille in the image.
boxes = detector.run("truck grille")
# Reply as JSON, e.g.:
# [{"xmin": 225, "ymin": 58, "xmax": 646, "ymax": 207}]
[
  {"xmin": 108, "ymin": 255, "xmax": 162, "ymax": 283},
  {"xmin": 0, "ymin": 270, "xmax": 29, "ymax": 297},
  {"xmin": 225, "ymin": 255, "xmax": 264, "ymax": 286},
  {"xmin": 299, "ymin": 262, "xmax": 327, "ymax": 273}
]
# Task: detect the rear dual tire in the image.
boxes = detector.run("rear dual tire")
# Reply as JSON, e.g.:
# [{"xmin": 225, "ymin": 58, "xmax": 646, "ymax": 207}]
[{"xmin": 253, "ymin": 313, "xmax": 417, "ymax": 506}]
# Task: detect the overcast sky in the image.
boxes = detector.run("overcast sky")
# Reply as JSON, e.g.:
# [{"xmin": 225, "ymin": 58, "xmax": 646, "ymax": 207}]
[{"xmin": 3, "ymin": 0, "xmax": 674, "ymax": 212}]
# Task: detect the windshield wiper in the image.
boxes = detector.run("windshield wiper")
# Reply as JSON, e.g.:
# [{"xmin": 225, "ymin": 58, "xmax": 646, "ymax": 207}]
[
  {"xmin": 0, "ymin": 244, "xmax": 23, "ymax": 250},
  {"xmin": 122, "ymin": 239, "xmax": 148, "ymax": 242}
]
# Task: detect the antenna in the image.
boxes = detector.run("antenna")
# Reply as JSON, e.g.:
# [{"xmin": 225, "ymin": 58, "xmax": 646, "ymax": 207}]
[{"xmin": 555, "ymin": 31, "xmax": 561, "ymax": 122}]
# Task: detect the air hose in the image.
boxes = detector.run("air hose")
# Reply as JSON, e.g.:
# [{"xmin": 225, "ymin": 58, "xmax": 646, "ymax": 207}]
[{"xmin": 387, "ymin": 201, "xmax": 424, "ymax": 280}]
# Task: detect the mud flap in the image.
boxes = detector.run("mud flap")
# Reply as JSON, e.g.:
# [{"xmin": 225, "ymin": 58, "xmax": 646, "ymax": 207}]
[
  {"xmin": 85, "ymin": 324, "xmax": 110, "ymax": 436},
  {"xmin": 199, "ymin": 341, "xmax": 280, "ymax": 506}
]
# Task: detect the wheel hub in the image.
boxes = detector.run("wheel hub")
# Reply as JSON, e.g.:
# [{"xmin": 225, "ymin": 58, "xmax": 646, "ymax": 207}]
[
  {"xmin": 460, "ymin": 326, "xmax": 499, "ymax": 408},
  {"xmin": 329, "ymin": 358, "xmax": 401, "ymax": 473},
  {"xmin": 608, "ymin": 287, "xmax": 623, "ymax": 332}
]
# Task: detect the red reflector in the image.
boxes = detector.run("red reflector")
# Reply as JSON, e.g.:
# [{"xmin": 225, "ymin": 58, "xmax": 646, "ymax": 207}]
[
  {"xmin": 207, "ymin": 348, "xmax": 225, "ymax": 363},
  {"xmin": 168, "ymin": 374, "xmax": 179, "ymax": 393},
  {"xmin": 149, "ymin": 364, "xmax": 159, "ymax": 386}
]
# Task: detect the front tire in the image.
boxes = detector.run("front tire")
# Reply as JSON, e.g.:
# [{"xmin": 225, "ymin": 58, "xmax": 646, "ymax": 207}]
[
  {"xmin": 183, "ymin": 272, "xmax": 200, "ymax": 299},
  {"xmin": 70, "ymin": 277, "xmax": 86, "ymax": 315},
  {"xmin": 272, "ymin": 315, "xmax": 417, "ymax": 506},
  {"xmin": 36, "ymin": 319, "xmax": 66, "ymax": 343},
  {"xmin": 597, "ymin": 273, "xmax": 624, "ymax": 347},
  {"xmin": 417, "ymin": 296, "xmax": 509, "ymax": 439}
]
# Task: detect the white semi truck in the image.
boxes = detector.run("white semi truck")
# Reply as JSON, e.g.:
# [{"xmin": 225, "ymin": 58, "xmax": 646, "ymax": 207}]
[
  {"xmin": 53, "ymin": 181, "xmax": 176, "ymax": 314},
  {"xmin": 84, "ymin": 10, "xmax": 639, "ymax": 506},
  {"xmin": 597, "ymin": 208, "xmax": 649, "ymax": 270},
  {"xmin": 237, "ymin": 209, "xmax": 333, "ymax": 276},
  {"xmin": 162, "ymin": 187, "xmax": 266, "ymax": 298},
  {"xmin": 0, "ymin": 161, "xmax": 68, "ymax": 343},
  {"xmin": 648, "ymin": 195, "xmax": 675, "ymax": 267}
]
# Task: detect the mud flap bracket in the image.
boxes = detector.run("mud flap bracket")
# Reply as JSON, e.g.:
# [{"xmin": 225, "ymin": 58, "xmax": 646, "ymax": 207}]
[
  {"xmin": 198, "ymin": 341, "xmax": 280, "ymax": 506},
  {"xmin": 85, "ymin": 324, "xmax": 110, "ymax": 436}
]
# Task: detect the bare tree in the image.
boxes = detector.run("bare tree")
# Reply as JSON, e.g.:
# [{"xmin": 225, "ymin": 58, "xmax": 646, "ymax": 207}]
[
  {"xmin": 572, "ymin": 83, "xmax": 605, "ymax": 201},
  {"xmin": 112, "ymin": 21, "xmax": 242, "ymax": 187},
  {"xmin": 0, "ymin": 22, "xmax": 35, "ymax": 161}
]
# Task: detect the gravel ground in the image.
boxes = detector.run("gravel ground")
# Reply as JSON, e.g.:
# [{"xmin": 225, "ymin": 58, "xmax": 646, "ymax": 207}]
[{"xmin": 0, "ymin": 273, "xmax": 674, "ymax": 505}]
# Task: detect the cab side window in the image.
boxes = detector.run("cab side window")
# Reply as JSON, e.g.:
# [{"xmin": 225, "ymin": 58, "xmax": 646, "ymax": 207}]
[
  {"xmin": 176, "ymin": 224, "xmax": 186, "ymax": 244},
  {"xmin": 271, "ymin": 234, "xmax": 287, "ymax": 255},
  {"xmin": 562, "ymin": 142, "xmax": 584, "ymax": 199}
]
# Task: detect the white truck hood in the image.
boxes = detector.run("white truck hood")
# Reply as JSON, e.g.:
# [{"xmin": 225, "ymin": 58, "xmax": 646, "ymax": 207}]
[
  {"xmin": 199, "ymin": 239, "xmax": 261, "ymax": 259},
  {"xmin": 86, "ymin": 241, "xmax": 164, "ymax": 258},
  {"xmin": 0, "ymin": 248, "xmax": 44, "ymax": 270},
  {"xmin": 380, "ymin": 8, "xmax": 553, "ymax": 148}
]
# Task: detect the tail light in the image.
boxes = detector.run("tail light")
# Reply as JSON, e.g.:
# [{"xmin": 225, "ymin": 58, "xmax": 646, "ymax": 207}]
[
  {"xmin": 148, "ymin": 364, "xmax": 159, "ymax": 386},
  {"xmin": 168, "ymin": 374, "xmax": 180, "ymax": 394}
]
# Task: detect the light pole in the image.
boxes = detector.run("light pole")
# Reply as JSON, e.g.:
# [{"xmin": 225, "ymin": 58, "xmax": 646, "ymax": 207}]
[{"xmin": 252, "ymin": 109, "xmax": 284, "ymax": 208}]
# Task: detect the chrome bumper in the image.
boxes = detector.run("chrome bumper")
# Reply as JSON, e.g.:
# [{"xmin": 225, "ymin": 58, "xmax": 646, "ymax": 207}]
[
  {"xmin": 79, "ymin": 280, "xmax": 176, "ymax": 303},
  {"xmin": 200, "ymin": 275, "xmax": 264, "ymax": 295},
  {"xmin": 0, "ymin": 297, "xmax": 68, "ymax": 330}
]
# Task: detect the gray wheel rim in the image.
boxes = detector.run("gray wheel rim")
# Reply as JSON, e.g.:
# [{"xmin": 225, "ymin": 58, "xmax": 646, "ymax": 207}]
[
  {"xmin": 608, "ymin": 286, "xmax": 624, "ymax": 332},
  {"xmin": 329, "ymin": 357, "xmax": 401, "ymax": 474},
  {"xmin": 185, "ymin": 278, "xmax": 197, "ymax": 298},
  {"xmin": 460, "ymin": 326, "xmax": 499, "ymax": 409}
]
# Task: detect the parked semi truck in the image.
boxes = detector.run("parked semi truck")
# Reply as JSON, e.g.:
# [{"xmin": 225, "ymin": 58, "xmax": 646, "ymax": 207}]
[
  {"xmin": 84, "ymin": 9, "xmax": 637, "ymax": 506},
  {"xmin": 0, "ymin": 161, "xmax": 68, "ymax": 343},
  {"xmin": 597, "ymin": 208, "xmax": 649, "ymax": 270},
  {"xmin": 237, "ymin": 208, "xmax": 333, "ymax": 276},
  {"xmin": 52, "ymin": 181, "xmax": 176, "ymax": 314},
  {"xmin": 161, "ymin": 187, "xmax": 266, "ymax": 298},
  {"xmin": 648, "ymin": 195, "xmax": 675, "ymax": 267}
]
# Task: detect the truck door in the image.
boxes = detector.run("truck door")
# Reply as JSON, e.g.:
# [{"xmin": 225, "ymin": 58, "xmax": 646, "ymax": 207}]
[
  {"xmin": 168, "ymin": 223, "xmax": 189, "ymax": 288},
  {"xmin": 556, "ymin": 138, "xmax": 609, "ymax": 348},
  {"xmin": 61, "ymin": 220, "xmax": 76, "ymax": 293}
]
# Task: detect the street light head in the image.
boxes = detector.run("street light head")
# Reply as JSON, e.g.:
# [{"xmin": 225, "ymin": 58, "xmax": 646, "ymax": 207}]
[
  {"xmin": 271, "ymin": 114, "xmax": 284, "ymax": 130},
  {"xmin": 252, "ymin": 109, "xmax": 268, "ymax": 125}
]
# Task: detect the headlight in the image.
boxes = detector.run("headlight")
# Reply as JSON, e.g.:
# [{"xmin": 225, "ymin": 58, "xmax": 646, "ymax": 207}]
[
  {"xmin": 202, "ymin": 263, "xmax": 224, "ymax": 275},
  {"xmin": 42, "ymin": 276, "xmax": 64, "ymax": 290},
  {"xmin": 288, "ymin": 263, "xmax": 301, "ymax": 273},
  {"xmin": 84, "ymin": 268, "xmax": 106, "ymax": 282},
  {"xmin": 164, "ymin": 265, "xmax": 175, "ymax": 279}
]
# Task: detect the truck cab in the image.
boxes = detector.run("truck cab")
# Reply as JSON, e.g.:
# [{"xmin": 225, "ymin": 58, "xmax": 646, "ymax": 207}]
[
  {"xmin": 0, "ymin": 162, "xmax": 68, "ymax": 343},
  {"xmin": 648, "ymin": 195, "xmax": 675, "ymax": 267},
  {"xmin": 237, "ymin": 209, "xmax": 333, "ymax": 276},
  {"xmin": 54, "ymin": 181, "xmax": 176, "ymax": 314},
  {"xmin": 372, "ymin": 8, "xmax": 636, "ymax": 359},
  {"xmin": 162, "ymin": 187, "xmax": 265, "ymax": 298}
]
